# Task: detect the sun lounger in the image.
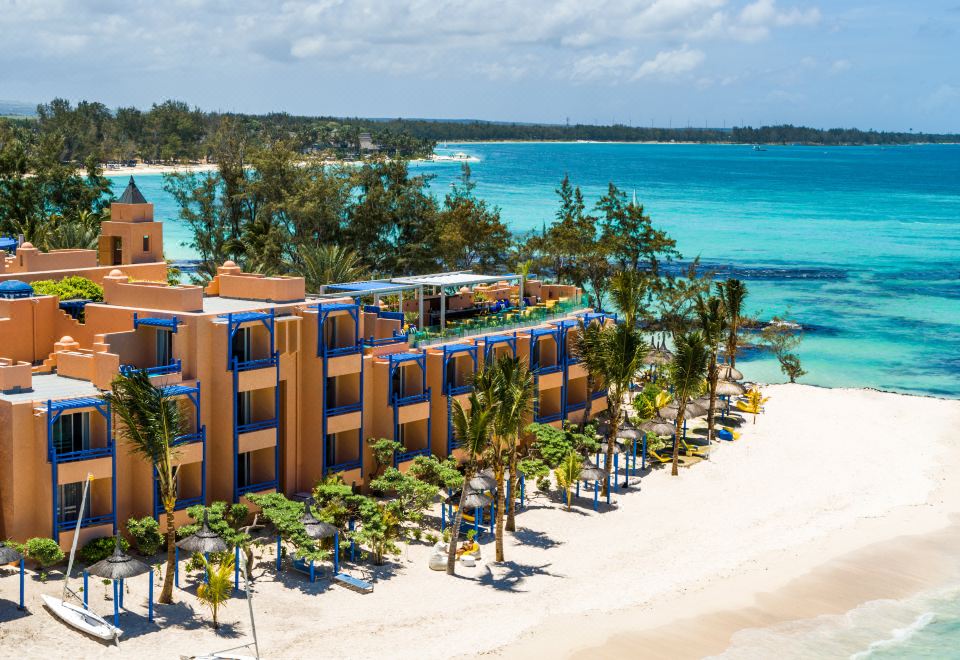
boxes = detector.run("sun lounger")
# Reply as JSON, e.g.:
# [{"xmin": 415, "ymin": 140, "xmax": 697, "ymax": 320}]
[{"xmin": 334, "ymin": 573, "xmax": 373, "ymax": 593}]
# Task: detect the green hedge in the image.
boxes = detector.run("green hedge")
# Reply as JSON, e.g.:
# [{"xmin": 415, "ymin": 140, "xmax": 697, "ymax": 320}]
[{"xmin": 31, "ymin": 275, "xmax": 104, "ymax": 302}]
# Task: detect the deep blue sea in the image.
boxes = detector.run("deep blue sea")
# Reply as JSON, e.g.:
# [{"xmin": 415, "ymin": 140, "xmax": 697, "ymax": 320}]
[{"xmin": 109, "ymin": 142, "xmax": 960, "ymax": 399}]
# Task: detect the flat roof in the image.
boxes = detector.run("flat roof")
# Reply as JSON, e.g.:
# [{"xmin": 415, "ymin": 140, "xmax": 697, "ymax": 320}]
[
  {"xmin": 202, "ymin": 297, "xmax": 279, "ymax": 314},
  {"xmin": 0, "ymin": 373, "xmax": 100, "ymax": 404},
  {"xmin": 324, "ymin": 280, "xmax": 417, "ymax": 294}
]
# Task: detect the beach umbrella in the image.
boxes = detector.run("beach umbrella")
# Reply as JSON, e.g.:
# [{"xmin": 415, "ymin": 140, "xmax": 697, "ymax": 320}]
[
  {"xmin": 640, "ymin": 418, "xmax": 676, "ymax": 437},
  {"xmin": 468, "ymin": 473, "xmax": 497, "ymax": 491},
  {"xmin": 0, "ymin": 541, "xmax": 22, "ymax": 565},
  {"xmin": 618, "ymin": 426, "xmax": 643, "ymax": 440},
  {"xmin": 658, "ymin": 405, "xmax": 678, "ymax": 420},
  {"xmin": 716, "ymin": 364, "xmax": 744, "ymax": 381},
  {"xmin": 680, "ymin": 399, "xmax": 709, "ymax": 418},
  {"xmin": 642, "ymin": 349, "xmax": 673, "ymax": 366},
  {"xmin": 301, "ymin": 497, "xmax": 338, "ymax": 540},
  {"xmin": 715, "ymin": 379, "xmax": 746, "ymax": 396},
  {"xmin": 461, "ymin": 490, "xmax": 493, "ymax": 509},
  {"xmin": 580, "ymin": 461, "xmax": 605, "ymax": 481},
  {"xmin": 85, "ymin": 536, "xmax": 150, "ymax": 581},
  {"xmin": 177, "ymin": 509, "xmax": 228, "ymax": 554}
]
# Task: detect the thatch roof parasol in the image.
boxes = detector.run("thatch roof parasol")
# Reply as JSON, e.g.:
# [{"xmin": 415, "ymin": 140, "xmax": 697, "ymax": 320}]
[
  {"xmin": 85, "ymin": 536, "xmax": 150, "ymax": 581},
  {"xmin": 716, "ymin": 379, "xmax": 747, "ymax": 396},
  {"xmin": 468, "ymin": 473, "xmax": 497, "ymax": 491},
  {"xmin": 461, "ymin": 490, "xmax": 493, "ymax": 509},
  {"xmin": 580, "ymin": 461, "xmax": 605, "ymax": 481},
  {"xmin": 716, "ymin": 364, "xmax": 744, "ymax": 381},
  {"xmin": 301, "ymin": 497, "xmax": 338, "ymax": 540},
  {"xmin": 640, "ymin": 418, "xmax": 676, "ymax": 437},
  {"xmin": 177, "ymin": 509, "xmax": 228, "ymax": 554},
  {"xmin": 0, "ymin": 541, "xmax": 23, "ymax": 564},
  {"xmin": 618, "ymin": 426, "xmax": 643, "ymax": 440}
]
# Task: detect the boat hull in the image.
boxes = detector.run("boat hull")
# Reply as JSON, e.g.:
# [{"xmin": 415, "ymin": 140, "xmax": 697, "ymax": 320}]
[{"xmin": 41, "ymin": 594, "xmax": 122, "ymax": 641}]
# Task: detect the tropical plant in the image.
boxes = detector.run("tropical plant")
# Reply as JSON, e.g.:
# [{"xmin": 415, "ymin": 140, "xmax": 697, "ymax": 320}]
[
  {"xmin": 696, "ymin": 295, "xmax": 728, "ymax": 442},
  {"xmin": 407, "ymin": 454, "xmax": 463, "ymax": 491},
  {"xmin": 517, "ymin": 259, "xmax": 531, "ymax": 310},
  {"xmin": 667, "ymin": 332, "xmax": 709, "ymax": 476},
  {"xmin": 575, "ymin": 276, "xmax": 647, "ymax": 492},
  {"xmin": 760, "ymin": 315, "xmax": 806, "ymax": 383},
  {"xmin": 369, "ymin": 468, "xmax": 440, "ymax": 538},
  {"xmin": 126, "ymin": 516, "xmax": 163, "ymax": 556},
  {"xmin": 107, "ymin": 370, "xmax": 187, "ymax": 604},
  {"xmin": 368, "ymin": 438, "xmax": 402, "ymax": 478},
  {"xmin": 554, "ymin": 451, "xmax": 583, "ymax": 511},
  {"xmin": 445, "ymin": 389, "xmax": 496, "ymax": 575},
  {"xmin": 245, "ymin": 493, "xmax": 329, "ymax": 563},
  {"xmin": 293, "ymin": 243, "xmax": 367, "ymax": 292},
  {"xmin": 741, "ymin": 388, "xmax": 770, "ymax": 424},
  {"xmin": 717, "ymin": 279, "xmax": 748, "ymax": 367},
  {"xmin": 80, "ymin": 535, "xmax": 130, "ymax": 564},
  {"xmin": 197, "ymin": 555, "xmax": 234, "ymax": 629},
  {"xmin": 25, "ymin": 537, "xmax": 64, "ymax": 569},
  {"xmin": 352, "ymin": 499, "xmax": 403, "ymax": 565},
  {"xmin": 30, "ymin": 275, "xmax": 104, "ymax": 302}
]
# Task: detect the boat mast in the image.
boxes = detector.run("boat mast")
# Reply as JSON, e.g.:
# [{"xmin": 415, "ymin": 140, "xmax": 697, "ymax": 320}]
[{"xmin": 62, "ymin": 474, "xmax": 93, "ymax": 603}]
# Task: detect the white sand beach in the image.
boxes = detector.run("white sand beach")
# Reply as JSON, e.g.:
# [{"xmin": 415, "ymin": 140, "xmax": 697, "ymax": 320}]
[
  {"xmin": 1, "ymin": 384, "xmax": 959, "ymax": 659},
  {"xmin": 100, "ymin": 163, "xmax": 220, "ymax": 177}
]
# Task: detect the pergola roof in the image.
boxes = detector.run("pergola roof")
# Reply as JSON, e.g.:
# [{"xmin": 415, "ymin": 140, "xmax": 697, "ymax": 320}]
[
  {"xmin": 393, "ymin": 272, "xmax": 516, "ymax": 288},
  {"xmin": 325, "ymin": 280, "xmax": 416, "ymax": 294}
]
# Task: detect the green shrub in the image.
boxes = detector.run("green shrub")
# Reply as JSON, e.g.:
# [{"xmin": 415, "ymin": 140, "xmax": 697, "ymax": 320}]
[
  {"xmin": 126, "ymin": 516, "xmax": 163, "ymax": 556},
  {"xmin": 3, "ymin": 539, "xmax": 26, "ymax": 556},
  {"xmin": 79, "ymin": 535, "xmax": 128, "ymax": 565},
  {"xmin": 31, "ymin": 275, "xmax": 104, "ymax": 302},
  {"xmin": 25, "ymin": 537, "xmax": 64, "ymax": 567}
]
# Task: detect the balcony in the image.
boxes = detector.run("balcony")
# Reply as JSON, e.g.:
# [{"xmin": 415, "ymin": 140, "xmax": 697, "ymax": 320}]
[
  {"xmin": 237, "ymin": 417, "xmax": 278, "ymax": 434},
  {"xmin": 566, "ymin": 400, "xmax": 587, "ymax": 413},
  {"xmin": 393, "ymin": 388, "xmax": 431, "ymax": 406},
  {"xmin": 56, "ymin": 512, "xmax": 114, "ymax": 533},
  {"xmin": 327, "ymin": 401, "xmax": 362, "ymax": 416},
  {"xmin": 232, "ymin": 353, "xmax": 279, "ymax": 372},
  {"xmin": 395, "ymin": 446, "xmax": 432, "ymax": 463},
  {"xmin": 447, "ymin": 383, "xmax": 473, "ymax": 396},
  {"xmin": 120, "ymin": 359, "xmax": 182, "ymax": 377},
  {"xmin": 535, "ymin": 411, "xmax": 563, "ymax": 423},
  {"xmin": 237, "ymin": 479, "xmax": 278, "ymax": 496},
  {"xmin": 53, "ymin": 445, "xmax": 113, "ymax": 463}
]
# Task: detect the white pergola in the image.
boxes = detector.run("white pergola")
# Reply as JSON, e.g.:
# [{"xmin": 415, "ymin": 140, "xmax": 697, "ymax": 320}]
[{"xmin": 392, "ymin": 271, "xmax": 519, "ymax": 330}]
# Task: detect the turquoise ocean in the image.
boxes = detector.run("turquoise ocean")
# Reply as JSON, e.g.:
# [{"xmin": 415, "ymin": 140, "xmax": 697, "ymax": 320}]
[
  {"xmin": 112, "ymin": 143, "xmax": 960, "ymax": 656},
  {"xmin": 110, "ymin": 142, "xmax": 960, "ymax": 399}
]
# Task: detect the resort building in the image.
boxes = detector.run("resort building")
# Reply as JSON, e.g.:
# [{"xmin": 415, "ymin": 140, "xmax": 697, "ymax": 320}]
[{"xmin": 0, "ymin": 180, "xmax": 606, "ymax": 549}]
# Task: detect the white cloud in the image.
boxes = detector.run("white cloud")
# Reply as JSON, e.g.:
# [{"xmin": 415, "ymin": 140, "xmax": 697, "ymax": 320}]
[
  {"xmin": 923, "ymin": 83, "xmax": 960, "ymax": 110},
  {"xmin": 571, "ymin": 49, "xmax": 636, "ymax": 82},
  {"xmin": 829, "ymin": 58, "xmax": 851, "ymax": 74},
  {"xmin": 633, "ymin": 46, "xmax": 705, "ymax": 79}
]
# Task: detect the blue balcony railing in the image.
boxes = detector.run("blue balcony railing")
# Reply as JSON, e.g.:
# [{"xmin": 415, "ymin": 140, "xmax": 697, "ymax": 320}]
[
  {"xmin": 53, "ymin": 445, "xmax": 113, "ymax": 463},
  {"xmin": 323, "ymin": 344, "xmax": 361, "ymax": 357},
  {"xmin": 326, "ymin": 458, "xmax": 362, "ymax": 473},
  {"xmin": 532, "ymin": 362, "xmax": 563, "ymax": 375},
  {"xmin": 393, "ymin": 388, "xmax": 431, "ymax": 406},
  {"xmin": 237, "ymin": 418, "xmax": 278, "ymax": 434},
  {"xmin": 237, "ymin": 479, "xmax": 278, "ymax": 496},
  {"xmin": 326, "ymin": 401, "xmax": 362, "ymax": 417},
  {"xmin": 232, "ymin": 354, "xmax": 279, "ymax": 372},
  {"xmin": 591, "ymin": 389, "xmax": 608, "ymax": 400},
  {"xmin": 447, "ymin": 382, "xmax": 473, "ymax": 396},
  {"xmin": 363, "ymin": 331, "xmax": 408, "ymax": 348},
  {"xmin": 566, "ymin": 400, "xmax": 587, "ymax": 412},
  {"xmin": 535, "ymin": 411, "xmax": 563, "ymax": 423},
  {"xmin": 172, "ymin": 428, "xmax": 205, "ymax": 447},
  {"xmin": 120, "ymin": 359, "xmax": 182, "ymax": 377},
  {"xmin": 56, "ymin": 512, "xmax": 114, "ymax": 532},
  {"xmin": 395, "ymin": 447, "xmax": 431, "ymax": 463}
]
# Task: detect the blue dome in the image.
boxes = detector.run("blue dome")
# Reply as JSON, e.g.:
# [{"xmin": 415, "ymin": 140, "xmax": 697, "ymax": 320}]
[{"xmin": 0, "ymin": 279, "xmax": 34, "ymax": 299}]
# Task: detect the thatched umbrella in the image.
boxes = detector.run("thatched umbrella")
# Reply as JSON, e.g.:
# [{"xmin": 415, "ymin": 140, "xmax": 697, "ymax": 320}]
[
  {"xmin": 468, "ymin": 473, "xmax": 497, "ymax": 491},
  {"xmin": 85, "ymin": 535, "xmax": 153, "ymax": 627},
  {"xmin": 177, "ymin": 509, "xmax": 228, "ymax": 554},
  {"xmin": 640, "ymin": 418, "xmax": 675, "ymax": 437},
  {"xmin": 86, "ymin": 536, "xmax": 150, "ymax": 581},
  {"xmin": 301, "ymin": 498, "xmax": 338, "ymax": 540},
  {"xmin": 618, "ymin": 426, "xmax": 643, "ymax": 440},
  {"xmin": 461, "ymin": 490, "xmax": 493, "ymax": 509},
  {"xmin": 580, "ymin": 460, "xmax": 605, "ymax": 481},
  {"xmin": 0, "ymin": 541, "xmax": 25, "ymax": 610},
  {"xmin": 716, "ymin": 364, "xmax": 744, "ymax": 381},
  {"xmin": 682, "ymin": 399, "xmax": 709, "ymax": 418},
  {"xmin": 715, "ymin": 379, "xmax": 746, "ymax": 396}
]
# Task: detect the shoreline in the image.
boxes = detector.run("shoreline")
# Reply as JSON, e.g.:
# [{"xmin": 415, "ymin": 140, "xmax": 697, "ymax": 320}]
[{"xmin": 2, "ymin": 384, "xmax": 958, "ymax": 658}]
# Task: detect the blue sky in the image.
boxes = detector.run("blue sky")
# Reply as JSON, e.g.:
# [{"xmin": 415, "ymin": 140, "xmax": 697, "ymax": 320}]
[{"xmin": 1, "ymin": 0, "xmax": 958, "ymax": 131}]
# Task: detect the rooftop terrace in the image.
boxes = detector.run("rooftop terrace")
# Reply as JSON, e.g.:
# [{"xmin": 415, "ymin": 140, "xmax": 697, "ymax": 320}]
[{"xmin": 0, "ymin": 373, "xmax": 100, "ymax": 404}]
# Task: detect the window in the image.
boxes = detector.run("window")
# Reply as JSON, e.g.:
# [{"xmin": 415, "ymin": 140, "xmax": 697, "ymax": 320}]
[
  {"xmin": 446, "ymin": 358, "xmax": 457, "ymax": 391},
  {"xmin": 326, "ymin": 376, "xmax": 337, "ymax": 409},
  {"xmin": 391, "ymin": 365, "xmax": 405, "ymax": 399},
  {"xmin": 142, "ymin": 235, "xmax": 150, "ymax": 252},
  {"xmin": 396, "ymin": 423, "xmax": 407, "ymax": 447},
  {"xmin": 156, "ymin": 328, "xmax": 173, "ymax": 366},
  {"xmin": 325, "ymin": 433, "xmax": 336, "ymax": 466},
  {"xmin": 324, "ymin": 316, "xmax": 338, "ymax": 350},
  {"xmin": 236, "ymin": 391, "xmax": 253, "ymax": 426},
  {"xmin": 52, "ymin": 412, "xmax": 90, "ymax": 455},
  {"xmin": 231, "ymin": 327, "xmax": 252, "ymax": 364},
  {"xmin": 58, "ymin": 482, "xmax": 91, "ymax": 524},
  {"xmin": 237, "ymin": 452, "xmax": 252, "ymax": 489}
]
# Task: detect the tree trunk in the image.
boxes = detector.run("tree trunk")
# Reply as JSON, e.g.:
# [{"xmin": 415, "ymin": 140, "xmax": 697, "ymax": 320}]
[
  {"xmin": 494, "ymin": 467, "xmax": 506, "ymax": 562},
  {"xmin": 706, "ymin": 360, "xmax": 718, "ymax": 442},
  {"xmin": 159, "ymin": 504, "xmax": 176, "ymax": 604},
  {"xmin": 579, "ymin": 375, "xmax": 595, "ymax": 434},
  {"xmin": 506, "ymin": 440, "xmax": 518, "ymax": 533},
  {"xmin": 672, "ymin": 409, "xmax": 685, "ymax": 477},
  {"xmin": 603, "ymin": 398, "xmax": 621, "ymax": 495},
  {"xmin": 445, "ymin": 475, "xmax": 469, "ymax": 575}
]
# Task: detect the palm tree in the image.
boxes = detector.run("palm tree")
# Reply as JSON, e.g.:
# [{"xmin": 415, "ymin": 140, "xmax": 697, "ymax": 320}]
[
  {"xmin": 293, "ymin": 243, "xmax": 367, "ymax": 292},
  {"xmin": 696, "ymin": 295, "xmax": 727, "ymax": 442},
  {"xmin": 446, "ymin": 390, "xmax": 496, "ymax": 575},
  {"xmin": 667, "ymin": 332, "xmax": 709, "ymax": 476},
  {"xmin": 107, "ymin": 370, "xmax": 187, "ymax": 604},
  {"xmin": 496, "ymin": 357, "xmax": 534, "ymax": 535},
  {"xmin": 717, "ymin": 279, "xmax": 747, "ymax": 367},
  {"xmin": 575, "ymin": 320, "xmax": 602, "ymax": 432},
  {"xmin": 576, "ymin": 321, "xmax": 646, "ymax": 492},
  {"xmin": 608, "ymin": 269, "xmax": 647, "ymax": 331},
  {"xmin": 197, "ymin": 554, "xmax": 234, "ymax": 629},
  {"xmin": 554, "ymin": 451, "xmax": 582, "ymax": 511},
  {"xmin": 517, "ymin": 259, "xmax": 531, "ymax": 311}
]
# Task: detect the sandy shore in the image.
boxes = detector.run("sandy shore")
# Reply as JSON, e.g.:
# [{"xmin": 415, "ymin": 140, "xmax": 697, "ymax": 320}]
[
  {"xmin": 1, "ymin": 384, "xmax": 958, "ymax": 659},
  {"xmin": 101, "ymin": 163, "xmax": 220, "ymax": 177}
]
